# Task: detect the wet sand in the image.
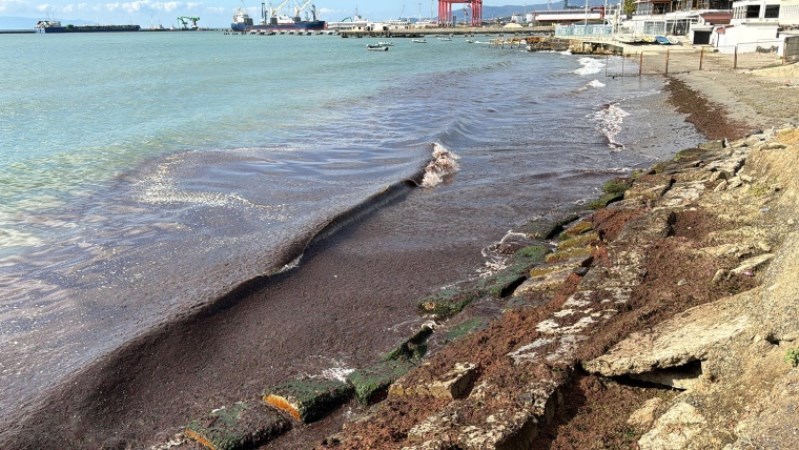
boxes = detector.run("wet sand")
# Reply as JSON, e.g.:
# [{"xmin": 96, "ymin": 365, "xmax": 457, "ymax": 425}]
[
  {"xmin": 3, "ymin": 152, "xmax": 603, "ymax": 449},
  {"xmin": 1, "ymin": 188, "xmax": 485, "ymax": 448}
]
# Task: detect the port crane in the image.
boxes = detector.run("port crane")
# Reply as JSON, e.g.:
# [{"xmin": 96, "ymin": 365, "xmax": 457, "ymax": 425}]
[
  {"xmin": 293, "ymin": 0, "xmax": 312, "ymax": 19},
  {"xmin": 262, "ymin": 0, "xmax": 317, "ymax": 23},
  {"xmin": 438, "ymin": 0, "xmax": 482, "ymax": 26},
  {"xmin": 176, "ymin": 16, "xmax": 200, "ymax": 29}
]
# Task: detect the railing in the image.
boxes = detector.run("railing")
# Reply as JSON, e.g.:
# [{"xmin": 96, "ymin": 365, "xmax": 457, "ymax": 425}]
[
  {"xmin": 604, "ymin": 40, "xmax": 789, "ymax": 77},
  {"xmin": 555, "ymin": 24, "xmax": 613, "ymax": 37}
]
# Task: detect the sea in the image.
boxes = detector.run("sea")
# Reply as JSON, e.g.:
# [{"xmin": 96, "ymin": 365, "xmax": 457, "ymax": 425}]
[{"xmin": 0, "ymin": 31, "xmax": 704, "ymax": 434}]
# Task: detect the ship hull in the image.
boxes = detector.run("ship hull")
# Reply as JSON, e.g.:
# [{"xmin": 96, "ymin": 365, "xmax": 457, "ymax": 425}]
[
  {"xmin": 231, "ymin": 20, "xmax": 326, "ymax": 32},
  {"xmin": 36, "ymin": 25, "xmax": 141, "ymax": 33}
]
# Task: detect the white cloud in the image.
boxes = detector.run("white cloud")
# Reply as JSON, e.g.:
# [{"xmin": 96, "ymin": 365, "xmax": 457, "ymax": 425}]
[
  {"xmin": 154, "ymin": 1, "xmax": 179, "ymax": 12},
  {"xmin": 99, "ymin": 0, "xmax": 201, "ymax": 14},
  {"xmin": 0, "ymin": 0, "xmax": 28, "ymax": 14},
  {"xmin": 35, "ymin": 2, "xmax": 51, "ymax": 11}
]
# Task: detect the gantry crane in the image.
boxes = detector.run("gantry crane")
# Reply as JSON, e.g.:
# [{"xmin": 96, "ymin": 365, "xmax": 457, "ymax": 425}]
[
  {"xmin": 438, "ymin": 0, "xmax": 482, "ymax": 26},
  {"xmin": 177, "ymin": 16, "xmax": 200, "ymax": 29}
]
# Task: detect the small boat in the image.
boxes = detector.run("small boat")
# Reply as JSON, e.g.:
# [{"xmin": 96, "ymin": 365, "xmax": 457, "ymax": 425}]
[
  {"xmin": 377, "ymin": 41, "xmax": 394, "ymax": 46},
  {"xmin": 655, "ymin": 35, "xmax": 671, "ymax": 45},
  {"xmin": 437, "ymin": 37, "xmax": 452, "ymax": 41},
  {"xmin": 366, "ymin": 44, "xmax": 389, "ymax": 51},
  {"xmin": 465, "ymin": 39, "xmax": 475, "ymax": 43},
  {"xmin": 411, "ymin": 38, "xmax": 427, "ymax": 43}
]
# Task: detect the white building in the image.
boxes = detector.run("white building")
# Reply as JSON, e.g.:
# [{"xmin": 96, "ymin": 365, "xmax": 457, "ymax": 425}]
[
  {"xmin": 712, "ymin": 0, "xmax": 799, "ymax": 53},
  {"xmin": 623, "ymin": 0, "xmax": 734, "ymax": 39}
]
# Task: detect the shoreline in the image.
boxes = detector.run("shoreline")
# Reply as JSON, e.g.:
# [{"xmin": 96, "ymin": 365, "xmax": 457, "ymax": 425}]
[
  {"xmin": 310, "ymin": 66, "xmax": 799, "ymax": 449},
  {"xmin": 4, "ymin": 59, "xmax": 796, "ymax": 450}
]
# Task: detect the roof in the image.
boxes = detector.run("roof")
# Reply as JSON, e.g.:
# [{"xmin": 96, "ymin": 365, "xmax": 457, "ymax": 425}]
[{"xmin": 701, "ymin": 11, "xmax": 733, "ymax": 24}]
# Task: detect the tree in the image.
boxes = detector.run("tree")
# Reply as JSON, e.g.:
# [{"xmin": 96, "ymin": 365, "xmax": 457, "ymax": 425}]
[{"xmin": 624, "ymin": 0, "xmax": 637, "ymax": 16}]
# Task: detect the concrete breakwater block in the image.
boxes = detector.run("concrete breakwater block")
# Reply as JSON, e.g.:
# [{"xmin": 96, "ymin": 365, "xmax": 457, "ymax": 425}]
[
  {"xmin": 477, "ymin": 245, "xmax": 551, "ymax": 299},
  {"xmin": 384, "ymin": 324, "xmax": 434, "ymax": 361},
  {"xmin": 389, "ymin": 362, "xmax": 478, "ymax": 400},
  {"xmin": 263, "ymin": 379, "xmax": 353, "ymax": 423},
  {"xmin": 418, "ymin": 245, "xmax": 550, "ymax": 317},
  {"xmin": 184, "ymin": 401, "xmax": 291, "ymax": 450},
  {"xmin": 417, "ymin": 288, "xmax": 479, "ymax": 319},
  {"xmin": 347, "ymin": 358, "xmax": 417, "ymax": 404},
  {"xmin": 526, "ymin": 212, "xmax": 580, "ymax": 240}
]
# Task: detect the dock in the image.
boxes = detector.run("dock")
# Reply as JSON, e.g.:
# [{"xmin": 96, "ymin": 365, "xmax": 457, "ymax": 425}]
[{"xmin": 338, "ymin": 26, "xmax": 554, "ymax": 39}]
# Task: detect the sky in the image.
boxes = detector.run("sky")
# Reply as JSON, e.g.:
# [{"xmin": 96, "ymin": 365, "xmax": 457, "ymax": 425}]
[{"xmin": 0, "ymin": 0, "xmax": 530, "ymax": 29}]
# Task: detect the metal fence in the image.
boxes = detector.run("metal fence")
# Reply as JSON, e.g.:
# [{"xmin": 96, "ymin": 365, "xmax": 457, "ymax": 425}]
[
  {"xmin": 604, "ymin": 41, "xmax": 790, "ymax": 77},
  {"xmin": 555, "ymin": 24, "xmax": 613, "ymax": 37},
  {"xmin": 786, "ymin": 36, "xmax": 799, "ymax": 63}
]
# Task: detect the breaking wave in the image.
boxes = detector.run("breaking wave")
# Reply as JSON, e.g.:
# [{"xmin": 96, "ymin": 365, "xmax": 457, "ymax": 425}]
[
  {"xmin": 593, "ymin": 103, "xmax": 630, "ymax": 150},
  {"xmin": 574, "ymin": 57, "xmax": 605, "ymax": 76},
  {"xmin": 421, "ymin": 143, "xmax": 461, "ymax": 188},
  {"xmin": 587, "ymin": 79, "xmax": 606, "ymax": 89}
]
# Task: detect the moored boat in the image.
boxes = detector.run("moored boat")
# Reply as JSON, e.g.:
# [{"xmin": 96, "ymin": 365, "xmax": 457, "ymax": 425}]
[
  {"xmin": 366, "ymin": 44, "xmax": 389, "ymax": 51},
  {"xmin": 231, "ymin": 1, "xmax": 326, "ymax": 33},
  {"xmin": 35, "ymin": 20, "xmax": 141, "ymax": 33}
]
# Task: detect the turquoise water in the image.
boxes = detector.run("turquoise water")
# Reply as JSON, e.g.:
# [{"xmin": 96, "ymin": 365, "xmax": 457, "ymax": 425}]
[
  {"xmin": 0, "ymin": 32, "xmax": 705, "ymax": 426},
  {"xmin": 0, "ymin": 33, "xmax": 489, "ymax": 249}
]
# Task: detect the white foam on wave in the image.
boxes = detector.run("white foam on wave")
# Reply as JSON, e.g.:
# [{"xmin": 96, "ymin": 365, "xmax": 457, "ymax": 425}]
[
  {"xmin": 587, "ymin": 79, "xmax": 606, "ymax": 88},
  {"xmin": 593, "ymin": 103, "xmax": 630, "ymax": 150},
  {"xmin": 137, "ymin": 156, "xmax": 255, "ymax": 208},
  {"xmin": 477, "ymin": 230, "xmax": 530, "ymax": 278},
  {"xmin": 321, "ymin": 366, "xmax": 355, "ymax": 383},
  {"xmin": 278, "ymin": 254, "xmax": 303, "ymax": 273},
  {"xmin": 421, "ymin": 143, "xmax": 461, "ymax": 188},
  {"xmin": 577, "ymin": 79, "xmax": 607, "ymax": 92},
  {"xmin": 574, "ymin": 57, "xmax": 605, "ymax": 76}
]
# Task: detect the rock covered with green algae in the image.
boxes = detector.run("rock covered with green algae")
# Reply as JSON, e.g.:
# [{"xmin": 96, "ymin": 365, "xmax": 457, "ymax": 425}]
[
  {"xmin": 347, "ymin": 325, "xmax": 436, "ymax": 405},
  {"xmin": 417, "ymin": 286, "xmax": 479, "ymax": 319},
  {"xmin": 476, "ymin": 245, "xmax": 551, "ymax": 299},
  {"xmin": 184, "ymin": 401, "xmax": 290, "ymax": 450},
  {"xmin": 263, "ymin": 378, "xmax": 353, "ymax": 424},
  {"xmin": 347, "ymin": 358, "xmax": 418, "ymax": 404},
  {"xmin": 418, "ymin": 245, "xmax": 551, "ymax": 318},
  {"xmin": 383, "ymin": 324, "xmax": 433, "ymax": 361},
  {"xmin": 444, "ymin": 317, "xmax": 488, "ymax": 343}
]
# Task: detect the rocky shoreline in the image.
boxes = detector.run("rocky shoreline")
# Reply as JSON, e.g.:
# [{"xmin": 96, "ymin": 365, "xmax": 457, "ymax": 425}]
[{"xmin": 156, "ymin": 65, "xmax": 799, "ymax": 450}]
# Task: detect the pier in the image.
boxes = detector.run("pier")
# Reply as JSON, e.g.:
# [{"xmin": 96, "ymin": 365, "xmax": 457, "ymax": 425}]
[{"xmin": 338, "ymin": 26, "xmax": 554, "ymax": 39}]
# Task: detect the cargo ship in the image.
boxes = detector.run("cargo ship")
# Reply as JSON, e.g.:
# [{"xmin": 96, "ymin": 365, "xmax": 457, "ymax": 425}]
[
  {"xmin": 231, "ymin": 1, "xmax": 326, "ymax": 32},
  {"xmin": 35, "ymin": 20, "xmax": 141, "ymax": 33}
]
